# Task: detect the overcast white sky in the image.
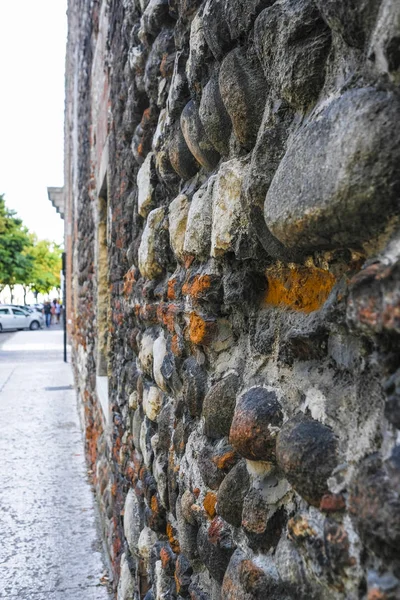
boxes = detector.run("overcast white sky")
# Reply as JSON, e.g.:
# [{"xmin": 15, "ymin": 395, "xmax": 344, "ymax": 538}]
[{"xmin": 0, "ymin": 0, "xmax": 67, "ymax": 245}]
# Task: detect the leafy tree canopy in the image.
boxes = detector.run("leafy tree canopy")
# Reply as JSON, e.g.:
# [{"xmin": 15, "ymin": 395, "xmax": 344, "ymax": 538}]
[{"xmin": 0, "ymin": 194, "xmax": 62, "ymax": 296}]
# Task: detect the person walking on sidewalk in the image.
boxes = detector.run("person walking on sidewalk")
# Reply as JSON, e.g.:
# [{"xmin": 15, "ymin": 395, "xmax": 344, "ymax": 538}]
[
  {"xmin": 43, "ymin": 302, "xmax": 52, "ymax": 328},
  {"xmin": 55, "ymin": 301, "xmax": 61, "ymax": 324}
]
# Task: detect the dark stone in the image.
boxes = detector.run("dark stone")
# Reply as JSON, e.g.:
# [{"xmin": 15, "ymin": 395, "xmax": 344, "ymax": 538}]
[
  {"xmin": 180, "ymin": 100, "xmax": 220, "ymax": 171},
  {"xmin": 219, "ymin": 46, "xmax": 268, "ymax": 150},
  {"xmin": 168, "ymin": 124, "xmax": 201, "ymax": 180},
  {"xmin": 174, "ymin": 554, "xmax": 193, "ymax": 597},
  {"xmin": 244, "ymin": 502, "xmax": 287, "ymax": 553},
  {"xmin": 144, "ymin": 28, "xmax": 175, "ymax": 106},
  {"xmin": 202, "ymin": 0, "xmax": 233, "ymax": 61},
  {"xmin": 315, "ymin": 0, "xmax": 382, "ymax": 49},
  {"xmin": 202, "ymin": 373, "xmax": 240, "ymax": 439},
  {"xmin": 384, "ymin": 369, "xmax": 400, "ymax": 429},
  {"xmin": 279, "ymin": 312, "xmax": 328, "ymax": 365},
  {"xmin": 188, "ymin": 583, "xmax": 211, "ymax": 600},
  {"xmin": 265, "ymin": 88, "xmax": 400, "ymax": 252},
  {"xmin": 217, "ymin": 460, "xmax": 250, "ymax": 527},
  {"xmin": 224, "ymin": 0, "xmax": 275, "ymax": 41},
  {"xmin": 242, "ymin": 100, "xmax": 296, "ymax": 261},
  {"xmin": 141, "ymin": 0, "xmax": 171, "ymax": 38},
  {"xmin": 158, "ymin": 401, "xmax": 174, "ymax": 453},
  {"xmin": 223, "ymin": 264, "xmax": 266, "ymax": 307},
  {"xmin": 229, "ymin": 387, "xmax": 283, "ymax": 461},
  {"xmin": 172, "ymin": 418, "xmax": 191, "ymax": 457},
  {"xmin": 181, "ymin": 357, "xmax": 207, "ymax": 417},
  {"xmin": 221, "ymin": 549, "xmax": 286, "ymax": 600},
  {"xmin": 349, "ymin": 448, "xmax": 400, "ymax": 561},
  {"xmin": 168, "ymin": 448, "xmax": 180, "ymax": 516},
  {"xmin": 255, "ymin": 0, "xmax": 331, "ymax": 109},
  {"xmin": 198, "ymin": 441, "xmax": 238, "ymax": 490},
  {"xmin": 276, "ymin": 413, "xmax": 338, "ymax": 506},
  {"xmin": 197, "ymin": 517, "xmax": 235, "ymax": 583},
  {"xmin": 199, "ymin": 73, "xmax": 232, "ymax": 156}
]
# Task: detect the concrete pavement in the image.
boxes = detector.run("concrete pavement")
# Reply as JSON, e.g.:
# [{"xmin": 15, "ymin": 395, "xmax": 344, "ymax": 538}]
[{"xmin": 0, "ymin": 328, "xmax": 111, "ymax": 599}]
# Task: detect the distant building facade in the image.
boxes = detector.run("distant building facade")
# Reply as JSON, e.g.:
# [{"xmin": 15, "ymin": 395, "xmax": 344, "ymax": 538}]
[{"xmin": 65, "ymin": 0, "xmax": 400, "ymax": 598}]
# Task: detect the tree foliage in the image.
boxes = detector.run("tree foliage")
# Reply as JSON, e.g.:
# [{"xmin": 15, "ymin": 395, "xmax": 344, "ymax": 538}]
[
  {"xmin": 26, "ymin": 237, "xmax": 62, "ymax": 295},
  {"xmin": 0, "ymin": 194, "xmax": 33, "ymax": 293},
  {"xmin": 0, "ymin": 194, "xmax": 62, "ymax": 298}
]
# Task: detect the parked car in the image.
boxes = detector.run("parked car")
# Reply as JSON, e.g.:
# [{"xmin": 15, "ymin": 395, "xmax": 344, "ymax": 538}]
[
  {"xmin": 0, "ymin": 305, "xmax": 44, "ymax": 331},
  {"xmin": 14, "ymin": 304, "xmax": 43, "ymax": 317}
]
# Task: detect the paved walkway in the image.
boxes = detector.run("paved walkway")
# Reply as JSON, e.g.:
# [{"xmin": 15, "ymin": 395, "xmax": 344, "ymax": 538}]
[{"xmin": 0, "ymin": 329, "xmax": 111, "ymax": 599}]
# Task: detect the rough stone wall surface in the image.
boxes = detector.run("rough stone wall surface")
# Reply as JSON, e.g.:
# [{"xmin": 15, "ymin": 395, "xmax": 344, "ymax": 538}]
[{"xmin": 65, "ymin": 0, "xmax": 400, "ymax": 598}]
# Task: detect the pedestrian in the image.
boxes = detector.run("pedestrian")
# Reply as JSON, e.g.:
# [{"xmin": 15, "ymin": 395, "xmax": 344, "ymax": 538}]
[
  {"xmin": 55, "ymin": 301, "xmax": 61, "ymax": 324},
  {"xmin": 51, "ymin": 300, "xmax": 57, "ymax": 324},
  {"xmin": 43, "ymin": 302, "xmax": 52, "ymax": 328}
]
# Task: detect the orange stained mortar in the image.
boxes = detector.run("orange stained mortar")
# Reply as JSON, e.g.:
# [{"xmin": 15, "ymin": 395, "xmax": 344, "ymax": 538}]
[
  {"xmin": 166, "ymin": 523, "xmax": 180, "ymax": 553},
  {"xmin": 188, "ymin": 312, "xmax": 217, "ymax": 345},
  {"xmin": 123, "ymin": 268, "xmax": 137, "ymax": 297},
  {"xmin": 264, "ymin": 264, "xmax": 336, "ymax": 313},
  {"xmin": 212, "ymin": 449, "xmax": 237, "ymax": 470},
  {"xmin": 182, "ymin": 274, "xmax": 212, "ymax": 299},
  {"xmin": 203, "ymin": 492, "xmax": 217, "ymax": 519}
]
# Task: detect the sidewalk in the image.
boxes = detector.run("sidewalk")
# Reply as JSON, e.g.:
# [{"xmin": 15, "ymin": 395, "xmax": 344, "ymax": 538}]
[{"xmin": 0, "ymin": 329, "xmax": 111, "ymax": 599}]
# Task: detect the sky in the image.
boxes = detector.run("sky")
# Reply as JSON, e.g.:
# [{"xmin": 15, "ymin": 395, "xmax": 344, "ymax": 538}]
[{"xmin": 0, "ymin": 0, "xmax": 67, "ymax": 245}]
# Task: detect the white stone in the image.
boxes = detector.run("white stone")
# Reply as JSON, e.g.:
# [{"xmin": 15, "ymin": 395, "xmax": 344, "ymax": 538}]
[
  {"xmin": 143, "ymin": 385, "xmax": 164, "ymax": 422},
  {"xmin": 153, "ymin": 332, "xmax": 168, "ymax": 391},
  {"xmin": 128, "ymin": 391, "xmax": 138, "ymax": 410},
  {"xmin": 123, "ymin": 489, "xmax": 141, "ymax": 554},
  {"xmin": 138, "ymin": 332, "xmax": 155, "ymax": 376},
  {"xmin": 117, "ymin": 553, "xmax": 134, "ymax": 600},
  {"xmin": 137, "ymin": 152, "xmax": 154, "ymax": 218},
  {"xmin": 169, "ymin": 194, "xmax": 190, "ymax": 262},
  {"xmin": 211, "ymin": 158, "xmax": 248, "ymax": 257},
  {"xmin": 183, "ymin": 177, "xmax": 215, "ymax": 259},
  {"xmin": 140, "ymin": 420, "xmax": 153, "ymax": 467},
  {"xmin": 138, "ymin": 207, "xmax": 166, "ymax": 280},
  {"xmin": 138, "ymin": 526, "xmax": 158, "ymax": 564}
]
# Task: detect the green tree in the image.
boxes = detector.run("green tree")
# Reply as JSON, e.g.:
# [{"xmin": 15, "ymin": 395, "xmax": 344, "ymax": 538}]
[
  {"xmin": 27, "ymin": 238, "xmax": 62, "ymax": 298},
  {"xmin": 0, "ymin": 194, "xmax": 33, "ymax": 302}
]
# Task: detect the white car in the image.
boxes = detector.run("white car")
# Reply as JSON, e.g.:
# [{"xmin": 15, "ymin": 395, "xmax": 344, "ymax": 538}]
[{"xmin": 0, "ymin": 305, "xmax": 44, "ymax": 331}]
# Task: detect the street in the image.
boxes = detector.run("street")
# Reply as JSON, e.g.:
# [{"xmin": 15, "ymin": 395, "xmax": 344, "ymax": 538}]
[{"xmin": 0, "ymin": 328, "xmax": 111, "ymax": 599}]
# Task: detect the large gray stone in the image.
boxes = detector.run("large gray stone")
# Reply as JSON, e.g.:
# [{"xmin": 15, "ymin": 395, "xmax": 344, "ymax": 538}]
[
  {"xmin": 369, "ymin": 0, "xmax": 400, "ymax": 84},
  {"xmin": 255, "ymin": 0, "xmax": 331, "ymax": 109},
  {"xmin": 199, "ymin": 73, "xmax": 232, "ymax": 156},
  {"xmin": 315, "ymin": 0, "xmax": 382, "ymax": 49},
  {"xmin": 219, "ymin": 47, "xmax": 268, "ymax": 150},
  {"xmin": 265, "ymin": 88, "xmax": 400, "ymax": 252},
  {"xmin": 181, "ymin": 100, "xmax": 220, "ymax": 171}
]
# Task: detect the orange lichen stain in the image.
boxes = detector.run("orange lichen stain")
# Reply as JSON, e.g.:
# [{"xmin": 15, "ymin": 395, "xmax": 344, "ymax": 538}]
[
  {"xmin": 167, "ymin": 278, "xmax": 177, "ymax": 300},
  {"xmin": 212, "ymin": 449, "xmax": 237, "ymax": 470},
  {"xmin": 150, "ymin": 495, "xmax": 159, "ymax": 512},
  {"xmin": 160, "ymin": 547, "xmax": 171, "ymax": 570},
  {"xmin": 182, "ymin": 274, "xmax": 212, "ymax": 299},
  {"xmin": 368, "ymin": 589, "xmax": 387, "ymax": 600},
  {"xmin": 264, "ymin": 264, "xmax": 336, "ymax": 313},
  {"xmin": 193, "ymin": 487, "xmax": 200, "ymax": 498},
  {"xmin": 188, "ymin": 312, "xmax": 216, "ymax": 345},
  {"xmin": 123, "ymin": 268, "xmax": 137, "ymax": 297},
  {"xmin": 171, "ymin": 333, "xmax": 183, "ymax": 357},
  {"xmin": 288, "ymin": 516, "xmax": 317, "ymax": 540},
  {"xmin": 203, "ymin": 492, "xmax": 217, "ymax": 519},
  {"xmin": 166, "ymin": 523, "xmax": 181, "ymax": 554}
]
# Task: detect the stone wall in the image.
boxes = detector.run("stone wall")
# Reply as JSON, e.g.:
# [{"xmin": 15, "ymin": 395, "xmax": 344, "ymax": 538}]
[{"xmin": 65, "ymin": 0, "xmax": 400, "ymax": 598}]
